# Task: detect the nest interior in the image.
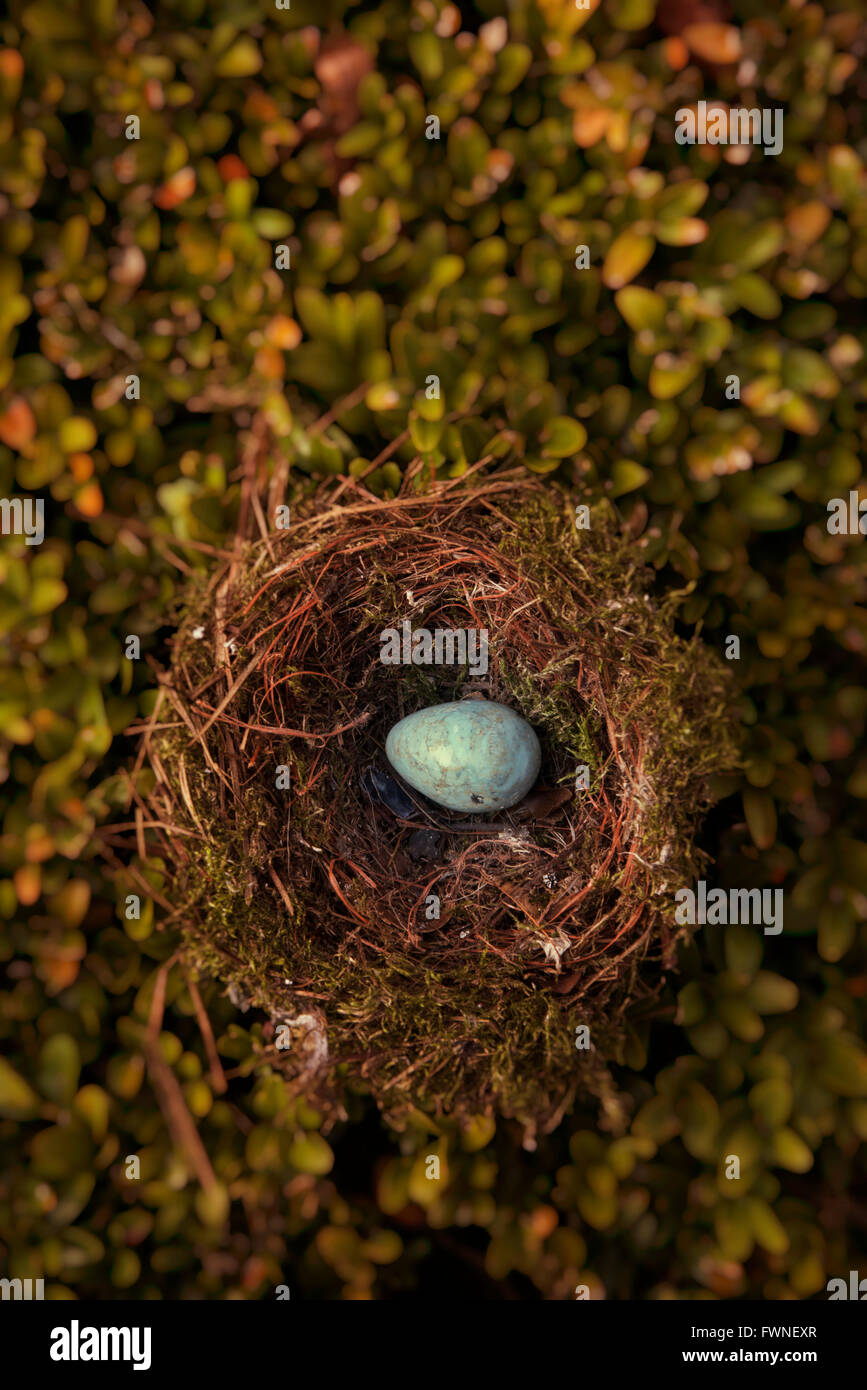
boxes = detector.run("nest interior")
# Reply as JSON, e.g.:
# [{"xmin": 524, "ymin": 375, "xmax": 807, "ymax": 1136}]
[{"xmin": 140, "ymin": 474, "xmax": 740, "ymax": 1133}]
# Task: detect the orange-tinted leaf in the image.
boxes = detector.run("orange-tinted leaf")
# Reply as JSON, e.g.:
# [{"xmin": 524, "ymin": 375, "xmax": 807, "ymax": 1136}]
[
  {"xmin": 154, "ymin": 166, "xmax": 196, "ymax": 210},
  {"xmin": 785, "ymin": 201, "xmax": 831, "ymax": 246},
  {"xmin": 573, "ymin": 108, "xmax": 610, "ymax": 148},
  {"xmin": 265, "ymin": 315, "xmax": 303, "ymax": 350},
  {"xmin": 217, "ymin": 154, "xmax": 249, "ymax": 183},
  {"xmin": 75, "ymin": 482, "xmax": 104, "ymax": 518},
  {"xmin": 0, "ymin": 397, "xmax": 36, "ymax": 451},
  {"xmin": 682, "ymin": 22, "xmax": 742, "ymax": 64}
]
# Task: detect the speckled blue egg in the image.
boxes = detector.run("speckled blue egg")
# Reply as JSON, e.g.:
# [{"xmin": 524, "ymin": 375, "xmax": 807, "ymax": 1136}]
[{"xmin": 385, "ymin": 700, "xmax": 541, "ymax": 814}]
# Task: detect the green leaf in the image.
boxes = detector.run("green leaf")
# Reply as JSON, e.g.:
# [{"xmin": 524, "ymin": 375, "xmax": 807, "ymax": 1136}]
[
  {"xmin": 493, "ymin": 43, "xmax": 533, "ymax": 93},
  {"xmin": 365, "ymin": 381, "xmax": 402, "ymax": 412},
  {"xmin": 408, "ymin": 30, "xmax": 443, "ymax": 82},
  {"xmin": 648, "ymin": 354, "xmax": 701, "ymax": 400},
  {"xmin": 31, "ymin": 1121, "xmax": 93, "ymax": 1178},
  {"xmin": 408, "ymin": 411, "xmax": 439, "ymax": 450},
  {"xmin": 38, "ymin": 1035, "xmax": 81, "ymax": 1107},
  {"xmin": 23, "ymin": 2, "xmax": 85, "ymax": 38},
  {"xmin": 0, "ymin": 1057, "xmax": 41, "ymax": 1119},
  {"xmin": 524, "ymin": 455, "xmax": 562, "ymax": 475},
  {"xmin": 58, "ymin": 417, "xmax": 97, "ymax": 453},
  {"xmin": 415, "ymin": 391, "xmax": 444, "ymax": 423},
  {"xmin": 783, "ymin": 348, "xmax": 839, "ymax": 399},
  {"xmin": 732, "ymin": 274, "xmax": 782, "ymax": 320},
  {"xmin": 288, "ymin": 1133, "xmax": 334, "ymax": 1175},
  {"xmin": 818, "ymin": 903, "xmax": 856, "ymax": 962},
  {"xmin": 819, "ymin": 1037, "xmax": 867, "ymax": 1097},
  {"xmin": 735, "ymin": 220, "xmax": 784, "ymax": 271},
  {"xmin": 717, "ymin": 998, "xmax": 764, "ymax": 1042},
  {"xmin": 195, "ymin": 1182, "xmax": 230, "ymax": 1225},
  {"xmin": 447, "ymin": 120, "xmax": 490, "ymax": 183},
  {"xmin": 744, "ymin": 972, "xmax": 798, "ymax": 1015},
  {"xmin": 363, "ymin": 1229, "xmax": 403, "ymax": 1264},
  {"xmin": 539, "ymin": 416, "xmax": 587, "ymax": 459},
  {"xmin": 743, "ymin": 789, "xmax": 777, "ymax": 849},
  {"xmin": 460, "ymin": 1114, "xmax": 496, "ymax": 1152},
  {"xmin": 214, "ymin": 38, "xmax": 262, "ymax": 78},
  {"xmin": 779, "ymin": 395, "xmax": 821, "ymax": 435},
  {"xmin": 251, "ymin": 209, "xmax": 293, "ymax": 239},
  {"xmin": 654, "ymin": 180, "xmax": 709, "ymax": 220},
  {"xmin": 74, "ymin": 1084, "xmax": 111, "ymax": 1142},
  {"xmin": 735, "ymin": 487, "xmax": 791, "ymax": 526},
  {"xmin": 676, "ymin": 981, "xmax": 706, "ymax": 1027},
  {"xmin": 769, "ymin": 1127, "xmax": 813, "ymax": 1173},
  {"xmin": 724, "ymin": 925, "xmax": 762, "ymax": 977},
  {"xmin": 746, "ymin": 1197, "xmax": 789, "ymax": 1255},
  {"xmin": 654, "ymin": 217, "xmax": 707, "ymax": 247},
  {"xmin": 615, "ymin": 286, "xmax": 666, "ymax": 333},
  {"xmin": 610, "ymin": 459, "xmax": 649, "ymax": 496},
  {"xmin": 30, "ymin": 577, "xmax": 68, "ymax": 615},
  {"xmin": 294, "ymin": 287, "xmax": 336, "ymax": 342},
  {"xmin": 611, "ymin": 0, "xmax": 656, "ymax": 31},
  {"xmin": 602, "ymin": 231, "xmax": 655, "ymax": 290},
  {"xmin": 427, "ymin": 255, "xmax": 465, "ymax": 293},
  {"xmin": 748, "ymin": 1078, "xmax": 792, "ymax": 1127},
  {"xmin": 714, "ymin": 1203, "xmax": 754, "ymax": 1262}
]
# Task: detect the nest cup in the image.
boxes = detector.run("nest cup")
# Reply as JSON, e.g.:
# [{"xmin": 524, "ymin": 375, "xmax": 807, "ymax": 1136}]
[{"xmin": 143, "ymin": 476, "xmax": 739, "ymax": 1132}]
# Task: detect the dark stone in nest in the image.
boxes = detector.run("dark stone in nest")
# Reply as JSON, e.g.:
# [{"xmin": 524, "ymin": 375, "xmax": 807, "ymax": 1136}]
[{"xmin": 140, "ymin": 476, "xmax": 740, "ymax": 1137}]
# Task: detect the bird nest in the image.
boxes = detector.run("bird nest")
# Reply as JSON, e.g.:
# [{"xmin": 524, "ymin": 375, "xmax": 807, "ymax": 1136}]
[{"xmin": 138, "ymin": 473, "xmax": 739, "ymax": 1135}]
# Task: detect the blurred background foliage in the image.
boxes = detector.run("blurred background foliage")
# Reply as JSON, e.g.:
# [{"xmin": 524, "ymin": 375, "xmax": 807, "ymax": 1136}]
[{"xmin": 0, "ymin": 0, "xmax": 866, "ymax": 1298}]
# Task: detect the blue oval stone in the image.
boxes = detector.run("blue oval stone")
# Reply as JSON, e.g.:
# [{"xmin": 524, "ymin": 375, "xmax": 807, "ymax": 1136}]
[{"xmin": 385, "ymin": 700, "xmax": 541, "ymax": 814}]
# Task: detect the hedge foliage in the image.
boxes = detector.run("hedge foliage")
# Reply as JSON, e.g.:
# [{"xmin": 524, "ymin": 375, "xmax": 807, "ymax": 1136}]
[{"xmin": 0, "ymin": 0, "xmax": 865, "ymax": 1299}]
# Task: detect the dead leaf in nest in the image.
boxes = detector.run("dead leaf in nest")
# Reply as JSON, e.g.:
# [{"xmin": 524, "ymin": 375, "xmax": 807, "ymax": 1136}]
[
  {"xmin": 314, "ymin": 34, "xmax": 373, "ymax": 135},
  {"xmin": 513, "ymin": 787, "xmax": 572, "ymax": 821},
  {"xmin": 538, "ymin": 929, "xmax": 573, "ymax": 970}
]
